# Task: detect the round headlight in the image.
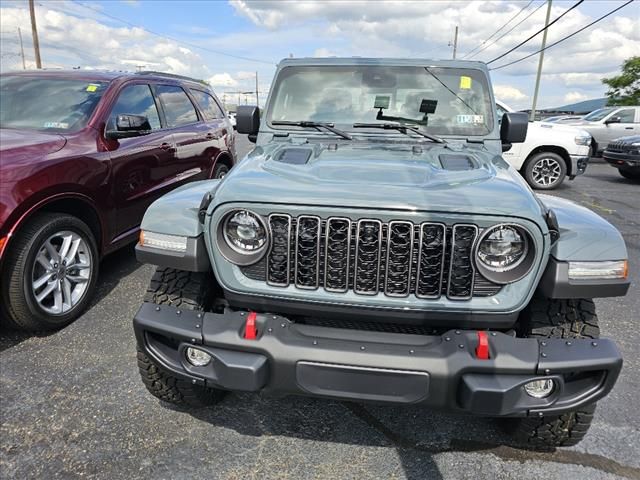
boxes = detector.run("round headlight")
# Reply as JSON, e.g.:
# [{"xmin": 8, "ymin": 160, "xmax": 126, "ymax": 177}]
[
  {"xmin": 223, "ymin": 210, "xmax": 267, "ymax": 254},
  {"xmin": 477, "ymin": 225, "xmax": 528, "ymax": 272}
]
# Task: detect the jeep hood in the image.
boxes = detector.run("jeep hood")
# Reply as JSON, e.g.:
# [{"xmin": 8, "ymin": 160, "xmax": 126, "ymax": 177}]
[{"xmin": 214, "ymin": 141, "xmax": 545, "ymax": 221}]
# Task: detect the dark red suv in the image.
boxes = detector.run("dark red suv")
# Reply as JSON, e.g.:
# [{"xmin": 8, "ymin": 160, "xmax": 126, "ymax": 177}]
[{"xmin": 0, "ymin": 70, "xmax": 236, "ymax": 331}]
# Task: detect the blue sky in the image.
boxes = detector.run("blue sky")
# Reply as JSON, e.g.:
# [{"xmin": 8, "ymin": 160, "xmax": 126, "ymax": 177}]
[{"xmin": 1, "ymin": 0, "xmax": 638, "ymax": 109}]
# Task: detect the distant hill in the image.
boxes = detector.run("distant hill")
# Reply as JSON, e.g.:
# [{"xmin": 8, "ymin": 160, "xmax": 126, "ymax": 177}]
[{"xmin": 546, "ymin": 97, "xmax": 609, "ymax": 114}]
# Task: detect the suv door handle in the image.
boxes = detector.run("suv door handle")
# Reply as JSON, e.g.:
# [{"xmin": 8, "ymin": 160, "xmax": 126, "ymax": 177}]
[
  {"xmin": 160, "ymin": 142, "xmax": 173, "ymax": 150},
  {"xmin": 624, "ymin": 127, "xmax": 633, "ymax": 129},
  {"xmin": 205, "ymin": 132, "xmax": 217, "ymax": 139}
]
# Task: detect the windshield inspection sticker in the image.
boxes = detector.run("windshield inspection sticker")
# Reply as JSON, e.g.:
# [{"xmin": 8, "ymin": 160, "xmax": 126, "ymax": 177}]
[
  {"xmin": 43, "ymin": 122, "xmax": 69, "ymax": 129},
  {"xmin": 459, "ymin": 76, "xmax": 472, "ymax": 89},
  {"xmin": 456, "ymin": 115, "xmax": 484, "ymax": 124},
  {"xmin": 86, "ymin": 84, "xmax": 100, "ymax": 92}
]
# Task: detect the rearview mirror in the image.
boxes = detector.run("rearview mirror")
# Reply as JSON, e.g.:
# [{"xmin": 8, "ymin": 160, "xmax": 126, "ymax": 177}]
[
  {"xmin": 605, "ymin": 116, "xmax": 621, "ymax": 125},
  {"xmin": 500, "ymin": 112, "xmax": 528, "ymax": 145},
  {"xmin": 105, "ymin": 114, "xmax": 152, "ymax": 139},
  {"xmin": 237, "ymin": 105, "xmax": 260, "ymax": 141}
]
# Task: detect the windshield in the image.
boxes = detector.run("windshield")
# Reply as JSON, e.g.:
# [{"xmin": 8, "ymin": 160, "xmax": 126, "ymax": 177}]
[
  {"xmin": 584, "ymin": 107, "xmax": 616, "ymax": 122},
  {"xmin": 0, "ymin": 75, "xmax": 108, "ymax": 132},
  {"xmin": 267, "ymin": 65, "xmax": 494, "ymax": 137}
]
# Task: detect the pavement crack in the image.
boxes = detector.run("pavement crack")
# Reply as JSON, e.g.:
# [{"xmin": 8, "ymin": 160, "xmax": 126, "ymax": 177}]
[{"xmin": 344, "ymin": 403, "xmax": 640, "ymax": 479}]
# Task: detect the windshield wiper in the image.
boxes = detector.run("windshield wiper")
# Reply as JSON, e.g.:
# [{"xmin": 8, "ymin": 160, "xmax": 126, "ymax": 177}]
[
  {"xmin": 271, "ymin": 120, "xmax": 352, "ymax": 140},
  {"xmin": 352, "ymin": 122, "xmax": 445, "ymax": 143}
]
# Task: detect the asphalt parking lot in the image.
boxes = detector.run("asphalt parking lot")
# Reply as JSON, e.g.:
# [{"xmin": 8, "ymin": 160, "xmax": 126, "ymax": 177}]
[{"xmin": 1, "ymin": 136, "xmax": 638, "ymax": 480}]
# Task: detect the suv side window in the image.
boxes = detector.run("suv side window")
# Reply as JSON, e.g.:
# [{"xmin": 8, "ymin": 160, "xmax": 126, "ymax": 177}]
[
  {"xmin": 616, "ymin": 109, "xmax": 636, "ymax": 123},
  {"xmin": 108, "ymin": 84, "xmax": 161, "ymax": 130},
  {"xmin": 190, "ymin": 89, "xmax": 225, "ymax": 120},
  {"xmin": 155, "ymin": 85, "xmax": 199, "ymax": 127}
]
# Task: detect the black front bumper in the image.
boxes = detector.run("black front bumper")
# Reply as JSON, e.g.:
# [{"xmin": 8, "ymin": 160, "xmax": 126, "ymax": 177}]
[
  {"xmin": 604, "ymin": 150, "xmax": 640, "ymax": 171},
  {"xmin": 133, "ymin": 303, "xmax": 622, "ymax": 417}
]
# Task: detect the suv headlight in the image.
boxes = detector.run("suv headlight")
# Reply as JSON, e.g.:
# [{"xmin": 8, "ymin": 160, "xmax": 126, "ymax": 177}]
[
  {"xmin": 574, "ymin": 135, "xmax": 591, "ymax": 146},
  {"xmin": 217, "ymin": 209, "xmax": 269, "ymax": 265},
  {"xmin": 224, "ymin": 210, "xmax": 267, "ymax": 253},
  {"xmin": 475, "ymin": 224, "xmax": 535, "ymax": 284}
]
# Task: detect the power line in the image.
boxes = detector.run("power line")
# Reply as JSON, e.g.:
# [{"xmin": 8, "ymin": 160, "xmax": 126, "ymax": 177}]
[
  {"xmin": 65, "ymin": 0, "xmax": 275, "ymax": 65},
  {"xmin": 491, "ymin": 0, "xmax": 635, "ymax": 71},
  {"xmin": 462, "ymin": 0, "xmax": 534, "ymax": 59},
  {"xmin": 486, "ymin": 0, "xmax": 584, "ymax": 65},
  {"xmin": 467, "ymin": 1, "xmax": 547, "ymax": 60}
]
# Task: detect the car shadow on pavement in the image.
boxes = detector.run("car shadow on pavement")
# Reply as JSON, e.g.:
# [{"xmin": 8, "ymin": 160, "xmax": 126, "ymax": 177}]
[
  {"xmin": 175, "ymin": 393, "xmax": 512, "ymax": 480},
  {"xmin": 0, "ymin": 244, "xmax": 142, "ymax": 352},
  {"xmin": 173, "ymin": 392, "xmax": 636, "ymax": 480}
]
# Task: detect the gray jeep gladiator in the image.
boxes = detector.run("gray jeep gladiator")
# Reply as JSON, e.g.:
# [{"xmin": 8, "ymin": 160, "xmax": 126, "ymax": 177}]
[{"xmin": 133, "ymin": 58, "xmax": 630, "ymax": 448}]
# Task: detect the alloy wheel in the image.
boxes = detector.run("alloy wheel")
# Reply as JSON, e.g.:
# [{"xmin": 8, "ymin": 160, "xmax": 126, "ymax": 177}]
[
  {"xmin": 532, "ymin": 157, "xmax": 562, "ymax": 187},
  {"xmin": 30, "ymin": 230, "xmax": 92, "ymax": 315}
]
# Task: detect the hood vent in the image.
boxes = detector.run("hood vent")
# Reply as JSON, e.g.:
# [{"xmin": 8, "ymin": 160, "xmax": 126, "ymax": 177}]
[
  {"xmin": 438, "ymin": 154, "xmax": 477, "ymax": 171},
  {"xmin": 274, "ymin": 148, "xmax": 313, "ymax": 165}
]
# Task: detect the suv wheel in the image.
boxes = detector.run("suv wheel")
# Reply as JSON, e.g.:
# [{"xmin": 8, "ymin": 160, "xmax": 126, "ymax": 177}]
[
  {"xmin": 523, "ymin": 152, "xmax": 567, "ymax": 190},
  {"xmin": 212, "ymin": 162, "xmax": 230, "ymax": 179},
  {"xmin": 137, "ymin": 267, "xmax": 225, "ymax": 407},
  {"xmin": 1, "ymin": 213, "xmax": 99, "ymax": 331},
  {"xmin": 508, "ymin": 297, "xmax": 599, "ymax": 448},
  {"xmin": 619, "ymin": 169, "xmax": 639, "ymax": 180}
]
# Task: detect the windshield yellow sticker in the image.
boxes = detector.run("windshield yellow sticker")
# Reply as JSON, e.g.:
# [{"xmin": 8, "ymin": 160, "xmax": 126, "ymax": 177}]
[
  {"xmin": 86, "ymin": 84, "xmax": 99, "ymax": 92},
  {"xmin": 459, "ymin": 76, "xmax": 472, "ymax": 89}
]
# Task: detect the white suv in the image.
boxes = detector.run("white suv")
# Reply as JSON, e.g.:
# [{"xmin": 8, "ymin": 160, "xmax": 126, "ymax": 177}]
[{"xmin": 496, "ymin": 100, "xmax": 592, "ymax": 190}]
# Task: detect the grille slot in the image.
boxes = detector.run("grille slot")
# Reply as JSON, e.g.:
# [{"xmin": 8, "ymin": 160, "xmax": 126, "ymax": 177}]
[
  {"xmin": 247, "ymin": 214, "xmax": 499, "ymax": 300},
  {"xmin": 447, "ymin": 224, "xmax": 478, "ymax": 299},
  {"xmin": 354, "ymin": 220, "xmax": 383, "ymax": 295},
  {"xmin": 324, "ymin": 218, "xmax": 351, "ymax": 292},
  {"xmin": 295, "ymin": 216, "xmax": 321, "ymax": 289},
  {"xmin": 385, "ymin": 221, "xmax": 414, "ymax": 296},
  {"xmin": 267, "ymin": 214, "xmax": 291, "ymax": 286},
  {"xmin": 416, "ymin": 223, "xmax": 446, "ymax": 298}
]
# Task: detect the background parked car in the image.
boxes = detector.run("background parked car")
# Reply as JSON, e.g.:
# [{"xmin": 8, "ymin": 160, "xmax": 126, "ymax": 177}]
[
  {"xmin": 227, "ymin": 111, "xmax": 237, "ymax": 129},
  {"xmin": 496, "ymin": 100, "xmax": 591, "ymax": 190},
  {"xmin": 603, "ymin": 135, "xmax": 640, "ymax": 180},
  {"xmin": 0, "ymin": 70, "xmax": 236, "ymax": 331},
  {"xmin": 556, "ymin": 106, "xmax": 640, "ymax": 155}
]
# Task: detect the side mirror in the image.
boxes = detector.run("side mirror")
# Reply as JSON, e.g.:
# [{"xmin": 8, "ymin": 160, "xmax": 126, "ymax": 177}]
[
  {"xmin": 105, "ymin": 114, "xmax": 152, "ymax": 139},
  {"xmin": 236, "ymin": 105, "xmax": 260, "ymax": 140},
  {"xmin": 605, "ymin": 116, "xmax": 621, "ymax": 125},
  {"xmin": 500, "ymin": 112, "xmax": 528, "ymax": 144}
]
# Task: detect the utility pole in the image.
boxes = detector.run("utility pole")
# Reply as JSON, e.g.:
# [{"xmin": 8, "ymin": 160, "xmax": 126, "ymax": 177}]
[
  {"xmin": 255, "ymin": 71, "xmax": 259, "ymax": 107},
  {"xmin": 17, "ymin": 27, "xmax": 26, "ymax": 70},
  {"xmin": 28, "ymin": 0, "xmax": 41, "ymax": 68},
  {"xmin": 530, "ymin": 0, "xmax": 552, "ymax": 121},
  {"xmin": 452, "ymin": 26, "xmax": 459, "ymax": 59}
]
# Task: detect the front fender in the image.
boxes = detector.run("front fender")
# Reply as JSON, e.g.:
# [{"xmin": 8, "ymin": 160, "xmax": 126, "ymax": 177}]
[
  {"xmin": 140, "ymin": 180, "xmax": 220, "ymax": 237},
  {"xmin": 136, "ymin": 180, "xmax": 220, "ymax": 272},
  {"xmin": 536, "ymin": 194, "xmax": 629, "ymax": 298}
]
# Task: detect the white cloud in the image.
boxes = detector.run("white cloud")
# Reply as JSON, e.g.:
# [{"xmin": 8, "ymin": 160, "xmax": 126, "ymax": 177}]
[
  {"xmin": 494, "ymin": 85, "xmax": 527, "ymax": 102},
  {"xmin": 564, "ymin": 91, "xmax": 589, "ymax": 104},
  {"xmin": 314, "ymin": 48, "xmax": 338, "ymax": 57},
  {"xmin": 208, "ymin": 73, "xmax": 238, "ymax": 87}
]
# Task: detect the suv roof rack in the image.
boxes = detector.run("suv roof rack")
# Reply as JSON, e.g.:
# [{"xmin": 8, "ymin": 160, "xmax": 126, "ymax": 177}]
[{"xmin": 135, "ymin": 71, "xmax": 205, "ymax": 84}]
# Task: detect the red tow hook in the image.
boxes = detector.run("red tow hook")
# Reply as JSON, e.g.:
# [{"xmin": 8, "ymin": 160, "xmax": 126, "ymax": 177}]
[
  {"xmin": 244, "ymin": 311, "xmax": 258, "ymax": 340},
  {"xmin": 475, "ymin": 331, "xmax": 490, "ymax": 360}
]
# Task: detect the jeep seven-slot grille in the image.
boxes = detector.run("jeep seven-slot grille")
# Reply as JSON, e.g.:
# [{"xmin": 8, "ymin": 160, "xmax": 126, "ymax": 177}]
[{"xmin": 243, "ymin": 215, "xmax": 502, "ymax": 300}]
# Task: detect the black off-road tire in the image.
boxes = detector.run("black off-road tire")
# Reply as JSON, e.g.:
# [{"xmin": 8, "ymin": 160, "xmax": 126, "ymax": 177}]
[
  {"xmin": 619, "ymin": 169, "xmax": 640, "ymax": 180},
  {"xmin": 0, "ymin": 213, "xmax": 99, "ymax": 331},
  {"xmin": 523, "ymin": 152, "xmax": 567, "ymax": 190},
  {"xmin": 509, "ymin": 297, "xmax": 600, "ymax": 448},
  {"xmin": 137, "ymin": 267, "xmax": 225, "ymax": 407},
  {"xmin": 212, "ymin": 162, "xmax": 230, "ymax": 179}
]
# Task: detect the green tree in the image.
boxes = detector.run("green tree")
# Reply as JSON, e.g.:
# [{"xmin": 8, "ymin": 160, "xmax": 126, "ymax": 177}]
[{"xmin": 602, "ymin": 56, "xmax": 640, "ymax": 106}]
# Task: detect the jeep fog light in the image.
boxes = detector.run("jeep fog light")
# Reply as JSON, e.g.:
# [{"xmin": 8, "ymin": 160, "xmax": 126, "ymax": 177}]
[
  {"xmin": 185, "ymin": 347, "xmax": 211, "ymax": 367},
  {"xmin": 568, "ymin": 260, "xmax": 628, "ymax": 280},
  {"xmin": 524, "ymin": 379, "xmax": 555, "ymax": 398},
  {"xmin": 140, "ymin": 231, "xmax": 188, "ymax": 253}
]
